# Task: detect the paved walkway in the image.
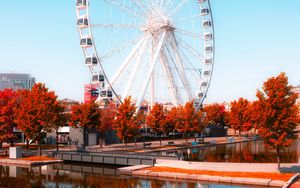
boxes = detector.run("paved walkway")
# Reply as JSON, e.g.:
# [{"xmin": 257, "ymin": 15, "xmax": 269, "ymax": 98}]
[
  {"xmin": 156, "ymin": 159, "xmax": 300, "ymax": 173},
  {"xmin": 86, "ymin": 137, "xmax": 230, "ymax": 152}
]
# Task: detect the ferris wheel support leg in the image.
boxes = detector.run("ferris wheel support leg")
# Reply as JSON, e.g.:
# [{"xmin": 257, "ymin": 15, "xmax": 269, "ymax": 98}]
[
  {"xmin": 110, "ymin": 35, "xmax": 146, "ymax": 86},
  {"xmin": 159, "ymin": 51, "xmax": 181, "ymax": 106},
  {"xmin": 150, "ymin": 40, "xmax": 155, "ymax": 109},
  {"xmin": 169, "ymin": 32, "xmax": 193, "ymax": 101},
  {"xmin": 122, "ymin": 35, "xmax": 150, "ymax": 98},
  {"xmin": 136, "ymin": 31, "xmax": 167, "ymax": 111}
]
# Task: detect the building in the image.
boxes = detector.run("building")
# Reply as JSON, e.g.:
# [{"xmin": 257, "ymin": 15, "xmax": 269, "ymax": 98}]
[
  {"xmin": 0, "ymin": 73, "xmax": 35, "ymax": 90},
  {"xmin": 293, "ymin": 85, "xmax": 300, "ymax": 105},
  {"xmin": 84, "ymin": 83, "xmax": 99, "ymax": 104}
]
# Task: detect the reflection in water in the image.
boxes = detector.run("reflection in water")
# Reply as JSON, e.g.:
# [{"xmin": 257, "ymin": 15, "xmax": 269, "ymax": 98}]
[
  {"xmin": 0, "ymin": 163, "xmax": 247, "ymax": 188},
  {"xmin": 159, "ymin": 139, "xmax": 299, "ymax": 163}
]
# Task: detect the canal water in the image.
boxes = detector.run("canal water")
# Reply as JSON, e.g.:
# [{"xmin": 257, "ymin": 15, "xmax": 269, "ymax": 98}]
[
  {"xmin": 0, "ymin": 163, "xmax": 247, "ymax": 188},
  {"xmin": 156, "ymin": 139, "xmax": 300, "ymax": 163}
]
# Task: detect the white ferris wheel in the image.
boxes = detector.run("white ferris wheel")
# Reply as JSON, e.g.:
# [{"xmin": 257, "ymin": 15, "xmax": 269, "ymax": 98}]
[{"xmin": 76, "ymin": 0, "xmax": 215, "ymax": 110}]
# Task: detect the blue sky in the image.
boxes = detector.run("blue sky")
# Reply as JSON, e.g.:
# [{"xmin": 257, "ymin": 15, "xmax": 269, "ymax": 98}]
[{"xmin": 0, "ymin": 0, "xmax": 299, "ymax": 103}]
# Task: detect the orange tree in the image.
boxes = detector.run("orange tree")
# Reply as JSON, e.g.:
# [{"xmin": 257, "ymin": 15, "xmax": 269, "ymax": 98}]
[
  {"xmin": 69, "ymin": 101, "xmax": 100, "ymax": 150},
  {"xmin": 175, "ymin": 102, "xmax": 204, "ymax": 142},
  {"xmin": 0, "ymin": 89, "xmax": 18, "ymax": 147},
  {"xmin": 256, "ymin": 73, "xmax": 300, "ymax": 169},
  {"xmin": 164, "ymin": 107, "xmax": 177, "ymax": 137},
  {"xmin": 249, "ymin": 101, "xmax": 261, "ymax": 135},
  {"xmin": 52, "ymin": 101, "xmax": 67, "ymax": 151},
  {"xmin": 14, "ymin": 83, "xmax": 62, "ymax": 155},
  {"xmin": 136, "ymin": 110, "xmax": 146, "ymax": 144},
  {"xmin": 228, "ymin": 98, "xmax": 252, "ymax": 136},
  {"xmin": 114, "ymin": 97, "xmax": 138, "ymax": 146},
  {"xmin": 98, "ymin": 102, "xmax": 116, "ymax": 148},
  {"xmin": 203, "ymin": 103, "xmax": 227, "ymax": 127},
  {"xmin": 146, "ymin": 103, "xmax": 165, "ymax": 146}
]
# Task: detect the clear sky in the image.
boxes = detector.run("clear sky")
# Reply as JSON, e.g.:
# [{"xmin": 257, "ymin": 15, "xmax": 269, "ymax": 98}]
[{"xmin": 0, "ymin": 0, "xmax": 299, "ymax": 103}]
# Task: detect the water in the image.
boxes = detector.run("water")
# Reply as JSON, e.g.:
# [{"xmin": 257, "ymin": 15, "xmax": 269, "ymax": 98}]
[
  {"xmin": 0, "ymin": 163, "xmax": 247, "ymax": 188},
  {"xmin": 156, "ymin": 139, "xmax": 300, "ymax": 163}
]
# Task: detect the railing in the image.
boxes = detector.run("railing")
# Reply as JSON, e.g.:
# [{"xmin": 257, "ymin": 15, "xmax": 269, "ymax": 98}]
[{"xmin": 53, "ymin": 151, "xmax": 159, "ymax": 166}]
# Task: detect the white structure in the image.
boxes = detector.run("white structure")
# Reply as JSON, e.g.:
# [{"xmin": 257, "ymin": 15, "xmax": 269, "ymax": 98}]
[
  {"xmin": 76, "ymin": 0, "xmax": 215, "ymax": 111},
  {"xmin": 293, "ymin": 85, "xmax": 300, "ymax": 104},
  {"xmin": 9, "ymin": 147, "xmax": 22, "ymax": 159}
]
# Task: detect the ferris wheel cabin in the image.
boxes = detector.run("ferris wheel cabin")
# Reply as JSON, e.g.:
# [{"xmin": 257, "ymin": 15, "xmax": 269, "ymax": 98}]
[
  {"xmin": 205, "ymin": 58, "xmax": 213, "ymax": 64},
  {"xmin": 85, "ymin": 56, "xmax": 98, "ymax": 66},
  {"xmin": 80, "ymin": 37, "xmax": 92, "ymax": 48},
  {"xmin": 205, "ymin": 46, "xmax": 213, "ymax": 53},
  {"xmin": 76, "ymin": 0, "xmax": 87, "ymax": 9},
  {"xmin": 201, "ymin": 8, "xmax": 210, "ymax": 16},
  {"xmin": 204, "ymin": 33, "xmax": 213, "ymax": 40},
  {"xmin": 92, "ymin": 74, "xmax": 105, "ymax": 83},
  {"xmin": 203, "ymin": 20, "xmax": 212, "ymax": 28},
  {"xmin": 198, "ymin": 93, "xmax": 204, "ymax": 98},
  {"xmin": 77, "ymin": 16, "xmax": 89, "ymax": 29},
  {"xmin": 198, "ymin": 0, "xmax": 207, "ymax": 3},
  {"xmin": 100, "ymin": 89, "xmax": 113, "ymax": 98},
  {"xmin": 203, "ymin": 70, "xmax": 211, "ymax": 76}
]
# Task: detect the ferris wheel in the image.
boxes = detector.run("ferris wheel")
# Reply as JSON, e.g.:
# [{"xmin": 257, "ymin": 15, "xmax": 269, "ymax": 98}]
[{"xmin": 76, "ymin": 0, "xmax": 215, "ymax": 110}]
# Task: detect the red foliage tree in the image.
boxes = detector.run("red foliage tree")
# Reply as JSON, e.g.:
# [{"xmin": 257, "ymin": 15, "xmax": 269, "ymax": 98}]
[
  {"xmin": 163, "ymin": 108, "xmax": 177, "ymax": 136},
  {"xmin": 175, "ymin": 102, "xmax": 205, "ymax": 142},
  {"xmin": 69, "ymin": 102, "xmax": 100, "ymax": 150},
  {"xmin": 146, "ymin": 103, "xmax": 165, "ymax": 146},
  {"xmin": 98, "ymin": 102, "xmax": 116, "ymax": 148},
  {"xmin": 136, "ymin": 110, "xmax": 146, "ymax": 144},
  {"xmin": 14, "ymin": 83, "xmax": 62, "ymax": 155},
  {"xmin": 52, "ymin": 101, "xmax": 67, "ymax": 151},
  {"xmin": 114, "ymin": 97, "xmax": 138, "ymax": 146},
  {"xmin": 203, "ymin": 103, "xmax": 227, "ymax": 127},
  {"xmin": 256, "ymin": 73, "xmax": 300, "ymax": 169},
  {"xmin": 228, "ymin": 98, "xmax": 252, "ymax": 136},
  {"xmin": 0, "ymin": 89, "xmax": 18, "ymax": 147}
]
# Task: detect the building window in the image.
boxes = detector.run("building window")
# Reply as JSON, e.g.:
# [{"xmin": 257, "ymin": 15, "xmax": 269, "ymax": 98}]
[{"xmin": 1, "ymin": 77, "xmax": 7, "ymax": 82}]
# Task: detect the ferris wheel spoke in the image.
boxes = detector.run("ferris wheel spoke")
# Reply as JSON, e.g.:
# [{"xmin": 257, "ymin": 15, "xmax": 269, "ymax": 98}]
[
  {"xmin": 176, "ymin": 45, "xmax": 202, "ymax": 82},
  {"xmin": 110, "ymin": 35, "xmax": 148, "ymax": 86},
  {"xmin": 122, "ymin": 34, "xmax": 150, "ymax": 98},
  {"xmin": 162, "ymin": 0, "xmax": 175, "ymax": 13},
  {"xmin": 90, "ymin": 24, "xmax": 141, "ymax": 29},
  {"xmin": 177, "ymin": 14, "xmax": 202, "ymax": 23},
  {"xmin": 169, "ymin": 32, "xmax": 193, "ymax": 100},
  {"xmin": 104, "ymin": 0, "xmax": 144, "ymax": 17},
  {"xmin": 160, "ymin": 50, "xmax": 182, "ymax": 105},
  {"xmin": 167, "ymin": 0, "xmax": 189, "ymax": 17},
  {"xmin": 176, "ymin": 35, "xmax": 205, "ymax": 60},
  {"xmin": 175, "ymin": 29, "xmax": 203, "ymax": 39},
  {"xmin": 136, "ymin": 31, "xmax": 167, "ymax": 111},
  {"xmin": 130, "ymin": 0, "xmax": 147, "ymax": 14},
  {"xmin": 100, "ymin": 36, "xmax": 143, "ymax": 60}
]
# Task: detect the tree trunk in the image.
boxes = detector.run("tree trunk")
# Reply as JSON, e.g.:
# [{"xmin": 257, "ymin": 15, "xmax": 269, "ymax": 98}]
[
  {"xmin": 83, "ymin": 127, "xmax": 86, "ymax": 151},
  {"xmin": 276, "ymin": 147, "xmax": 281, "ymax": 170},
  {"xmin": 26, "ymin": 139, "xmax": 29, "ymax": 150},
  {"xmin": 10, "ymin": 140, "xmax": 14, "ymax": 147},
  {"xmin": 56, "ymin": 128, "xmax": 59, "ymax": 152},
  {"xmin": 38, "ymin": 140, "xmax": 42, "ymax": 156},
  {"xmin": 185, "ymin": 133, "xmax": 188, "ymax": 143},
  {"xmin": 99, "ymin": 132, "xmax": 104, "ymax": 148},
  {"xmin": 159, "ymin": 134, "xmax": 162, "ymax": 146}
]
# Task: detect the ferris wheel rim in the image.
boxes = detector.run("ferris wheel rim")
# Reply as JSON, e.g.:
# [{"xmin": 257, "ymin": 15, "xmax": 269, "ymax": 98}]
[{"xmin": 76, "ymin": 0, "xmax": 215, "ymax": 110}]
